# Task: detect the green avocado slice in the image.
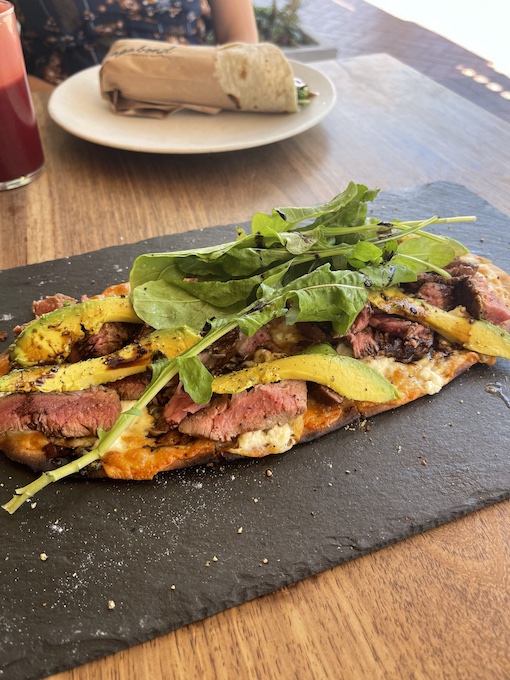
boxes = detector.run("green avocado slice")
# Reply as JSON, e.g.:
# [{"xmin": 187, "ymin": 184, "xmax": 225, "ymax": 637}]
[
  {"xmin": 10, "ymin": 297, "xmax": 142, "ymax": 367},
  {"xmin": 1, "ymin": 327, "xmax": 201, "ymax": 393},
  {"xmin": 211, "ymin": 353, "xmax": 399, "ymax": 403},
  {"xmin": 369, "ymin": 288, "xmax": 510, "ymax": 359}
]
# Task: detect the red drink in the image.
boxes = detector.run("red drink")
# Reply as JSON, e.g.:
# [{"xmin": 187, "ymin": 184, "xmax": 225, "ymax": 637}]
[
  {"xmin": 0, "ymin": 77, "xmax": 45, "ymax": 183},
  {"xmin": 0, "ymin": 0, "xmax": 44, "ymax": 190}
]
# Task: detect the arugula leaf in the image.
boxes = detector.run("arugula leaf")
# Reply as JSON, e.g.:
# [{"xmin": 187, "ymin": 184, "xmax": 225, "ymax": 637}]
[
  {"xmin": 263, "ymin": 229, "xmax": 319, "ymax": 255},
  {"xmin": 282, "ymin": 266, "xmax": 368, "ymax": 334},
  {"xmin": 130, "ymin": 183, "xmax": 382, "ymax": 291},
  {"xmin": 360, "ymin": 262, "xmax": 417, "ymax": 288},
  {"xmin": 440, "ymin": 236, "xmax": 470, "ymax": 258},
  {"xmin": 392, "ymin": 235, "xmax": 457, "ymax": 275},
  {"xmin": 236, "ymin": 265, "xmax": 368, "ymax": 337},
  {"xmin": 251, "ymin": 210, "xmax": 289, "ymax": 234},
  {"xmin": 218, "ymin": 246, "xmax": 294, "ymax": 277},
  {"xmin": 132, "ymin": 280, "xmax": 244, "ymax": 331},
  {"xmin": 346, "ymin": 241, "xmax": 383, "ymax": 269},
  {"xmin": 249, "ymin": 182, "xmax": 378, "ymax": 235},
  {"xmin": 130, "ymin": 240, "xmax": 239, "ymax": 288},
  {"xmin": 176, "ymin": 355, "xmax": 213, "ymax": 404},
  {"xmin": 171, "ymin": 273, "xmax": 264, "ymax": 308}
]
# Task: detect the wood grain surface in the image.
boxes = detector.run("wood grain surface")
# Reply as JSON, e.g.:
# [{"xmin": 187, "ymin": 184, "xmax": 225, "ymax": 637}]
[{"xmin": 2, "ymin": 54, "xmax": 510, "ymax": 679}]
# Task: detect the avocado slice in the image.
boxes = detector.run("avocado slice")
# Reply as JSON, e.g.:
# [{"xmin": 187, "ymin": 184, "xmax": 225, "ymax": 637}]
[
  {"xmin": 211, "ymin": 353, "xmax": 399, "ymax": 403},
  {"xmin": 11, "ymin": 297, "xmax": 142, "ymax": 367},
  {"xmin": 0, "ymin": 327, "xmax": 201, "ymax": 393},
  {"xmin": 369, "ymin": 288, "xmax": 510, "ymax": 359}
]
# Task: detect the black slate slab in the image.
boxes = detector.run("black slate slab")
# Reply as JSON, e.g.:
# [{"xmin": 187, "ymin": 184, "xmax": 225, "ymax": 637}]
[{"xmin": 1, "ymin": 182, "xmax": 509, "ymax": 680}]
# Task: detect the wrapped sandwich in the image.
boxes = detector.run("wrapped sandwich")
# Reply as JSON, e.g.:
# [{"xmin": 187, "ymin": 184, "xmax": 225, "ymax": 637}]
[{"xmin": 99, "ymin": 40, "xmax": 308, "ymax": 118}]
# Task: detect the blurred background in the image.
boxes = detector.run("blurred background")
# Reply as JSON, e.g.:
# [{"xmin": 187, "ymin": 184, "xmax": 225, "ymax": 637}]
[{"xmin": 256, "ymin": 0, "xmax": 510, "ymax": 124}]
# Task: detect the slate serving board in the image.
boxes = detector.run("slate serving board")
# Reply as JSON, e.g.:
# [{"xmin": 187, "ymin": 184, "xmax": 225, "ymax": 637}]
[{"xmin": 1, "ymin": 182, "xmax": 509, "ymax": 680}]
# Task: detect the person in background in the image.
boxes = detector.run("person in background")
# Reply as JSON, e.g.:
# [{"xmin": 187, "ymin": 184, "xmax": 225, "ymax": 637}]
[{"xmin": 13, "ymin": 0, "xmax": 258, "ymax": 85}]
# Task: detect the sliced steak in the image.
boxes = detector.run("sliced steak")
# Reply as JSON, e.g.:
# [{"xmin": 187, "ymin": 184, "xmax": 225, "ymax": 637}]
[
  {"xmin": 444, "ymin": 258, "xmax": 479, "ymax": 278},
  {"xmin": 163, "ymin": 382, "xmax": 209, "ymax": 426},
  {"xmin": 179, "ymin": 380, "xmax": 307, "ymax": 442},
  {"xmin": 350, "ymin": 304, "xmax": 372, "ymax": 334},
  {"xmin": 200, "ymin": 328, "xmax": 241, "ymax": 373},
  {"xmin": 455, "ymin": 275, "xmax": 510, "ymax": 326},
  {"xmin": 0, "ymin": 387, "xmax": 121, "ymax": 438},
  {"xmin": 32, "ymin": 293, "xmax": 77, "ymax": 318},
  {"xmin": 107, "ymin": 372, "xmax": 151, "ymax": 401},
  {"xmin": 69, "ymin": 322, "xmax": 138, "ymax": 361},
  {"xmin": 403, "ymin": 259, "xmax": 479, "ymax": 297},
  {"xmin": 295, "ymin": 322, "xmax": 328, "ymax": 345},
  {"xmin": 346, "ymin": 327, "xmax": 379, "ymax": 358},
  {"xmin": 369, "ymin": 312, "xmax": 434, "ymax": 363},
  {"xmin": 403, "ymin": 271, "xmax": 444, "ymax": 293},
  {"xmin": 341, "ymin": 304, "xmax": 378, "ymax": 358},
  {"xmin": 308, "ymin": 383, "xmax": 345, "ymax": 405},
  {"xmin": 235, "ymin": 326, "xmax": 276, "ymax": 358},
  {"xmin": 369, "ymin": 312, "xmax": 415, "ymax": 336},
  {"xmin": 417, "ymin": 281, "xmax": 454, "ymax": 310}
]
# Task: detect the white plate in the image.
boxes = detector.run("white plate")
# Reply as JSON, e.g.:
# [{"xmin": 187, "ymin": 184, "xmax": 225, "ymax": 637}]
[{"xmin": 48, "ymin": 62, "xmax": 336, "ymax": 154}]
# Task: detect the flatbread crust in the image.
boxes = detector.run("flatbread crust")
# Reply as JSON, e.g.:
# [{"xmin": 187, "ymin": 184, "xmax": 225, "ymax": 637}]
[{"xmin": 0, "ymin": 255, "xmax": 507, "ymax": 480}]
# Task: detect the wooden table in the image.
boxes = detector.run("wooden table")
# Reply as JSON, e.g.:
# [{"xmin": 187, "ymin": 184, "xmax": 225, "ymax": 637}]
[{"xmin": 2, "ymin": 53, "xmax": 510, "ymax": 678}]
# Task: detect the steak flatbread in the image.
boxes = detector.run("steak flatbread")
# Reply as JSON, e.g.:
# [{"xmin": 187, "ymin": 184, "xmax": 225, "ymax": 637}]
[{"xmin": 2, "ymin": 183, "xmax": 510, "ymax": 512}]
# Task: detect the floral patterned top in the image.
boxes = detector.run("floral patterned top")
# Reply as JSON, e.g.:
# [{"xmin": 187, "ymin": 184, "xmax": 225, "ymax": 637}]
[{"xmin": 13, "ymin": 0, "xmax": 212, "ymax": 84}]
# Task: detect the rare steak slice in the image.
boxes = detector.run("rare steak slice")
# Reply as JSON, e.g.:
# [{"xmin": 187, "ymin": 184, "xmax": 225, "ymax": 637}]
[
  {"xmin": 347, "ymin": 328, "xmax": 379, "ymax": 359},
  {"xmin": 32, "ymin": 293, "xmax": 78, "ymax": 317},
  {"xmin": 0, "ymin": 387, "xmax": 121, "ymax": 438},
  {"xmin": 163, "ymin": 382, "xmax": 209, "ymax": 426},
  {"xmin": 69, "ymin": 322, "xmax": 139, "ymax": 361},
  {"xmin": 179, "ymin": 380, "xmax": 307, "ymax": 442},
  {"xmin": 416, "ymin": 281, "xmax": 454, "ymax": 310},
  {"xmin": 342, "ymin": 304, "xmax": 379, "ymax": 358},
  {"xmin": 369, "ymin": 312, "xmax": 434, "ymax": 363},
  {"xmin": 455, "ymin": 275, "xmax": 510, "ymax": 326},
  {"xmin": 201, "ymin": 328, "xmax": 240, "ymax": 373},
  {"xmin": 107, "ymin": 372, "xmax": 151, "ymax": 401},
  {"xmin": 444, "ymin": 257, "xmax": 479, "ymax": 278},
  {"xmin": 343, "ymin": 306, "xmax": 434, "ymax": 362}
]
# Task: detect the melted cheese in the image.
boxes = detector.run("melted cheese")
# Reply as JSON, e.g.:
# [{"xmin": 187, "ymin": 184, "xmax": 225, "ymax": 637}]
[
  {"xmin": 268, "ymin": 319, "xmax": 303, "ymax": 351},
  {"xmin": 110, "ymin": 400, "xmax": 155, "ymax": 454},
  {"xmin": 225, "ymin": 415, "xmax": 304, "ymax": 458},
  {"xmin": 362, "ymin": 352, "xmax": 477, "ymax": 400}
]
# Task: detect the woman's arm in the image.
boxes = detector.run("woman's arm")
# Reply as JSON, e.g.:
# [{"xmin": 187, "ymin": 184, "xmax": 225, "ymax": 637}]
[
  {"xmin": 208, "ymin": 0, "xmax": 259, "ymax": 44},
  {"xmin": 27, "ymin": 75, "xmax": 55, "ymax": 92}
]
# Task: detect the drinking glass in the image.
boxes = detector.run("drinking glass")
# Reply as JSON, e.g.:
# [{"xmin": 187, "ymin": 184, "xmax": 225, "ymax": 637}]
[{"xmin": 0, "ymin": 0, "xmax": 45, "ymax": 190}]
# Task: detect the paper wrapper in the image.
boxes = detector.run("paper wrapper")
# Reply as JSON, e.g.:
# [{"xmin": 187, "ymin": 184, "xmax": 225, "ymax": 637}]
[{"xmin": 99, "ymin": 40, "xmax": 299, "ymax": 118}]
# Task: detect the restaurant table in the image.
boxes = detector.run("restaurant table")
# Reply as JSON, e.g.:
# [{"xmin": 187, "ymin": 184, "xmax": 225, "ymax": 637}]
[{"xmin": 2, "ymin": 53, "xmax": 510, "ymax": 679}]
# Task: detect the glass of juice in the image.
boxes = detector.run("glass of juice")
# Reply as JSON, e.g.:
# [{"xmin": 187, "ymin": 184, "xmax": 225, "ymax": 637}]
[{"xmin": 0, "ymin": 0, "xmax": 45, "ymax": 190}]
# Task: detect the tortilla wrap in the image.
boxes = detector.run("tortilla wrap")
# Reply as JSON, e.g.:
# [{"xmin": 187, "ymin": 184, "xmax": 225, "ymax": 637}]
[{"xmin": 99, "ymin": 40, "xmax": 299, "ymax": 118}]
